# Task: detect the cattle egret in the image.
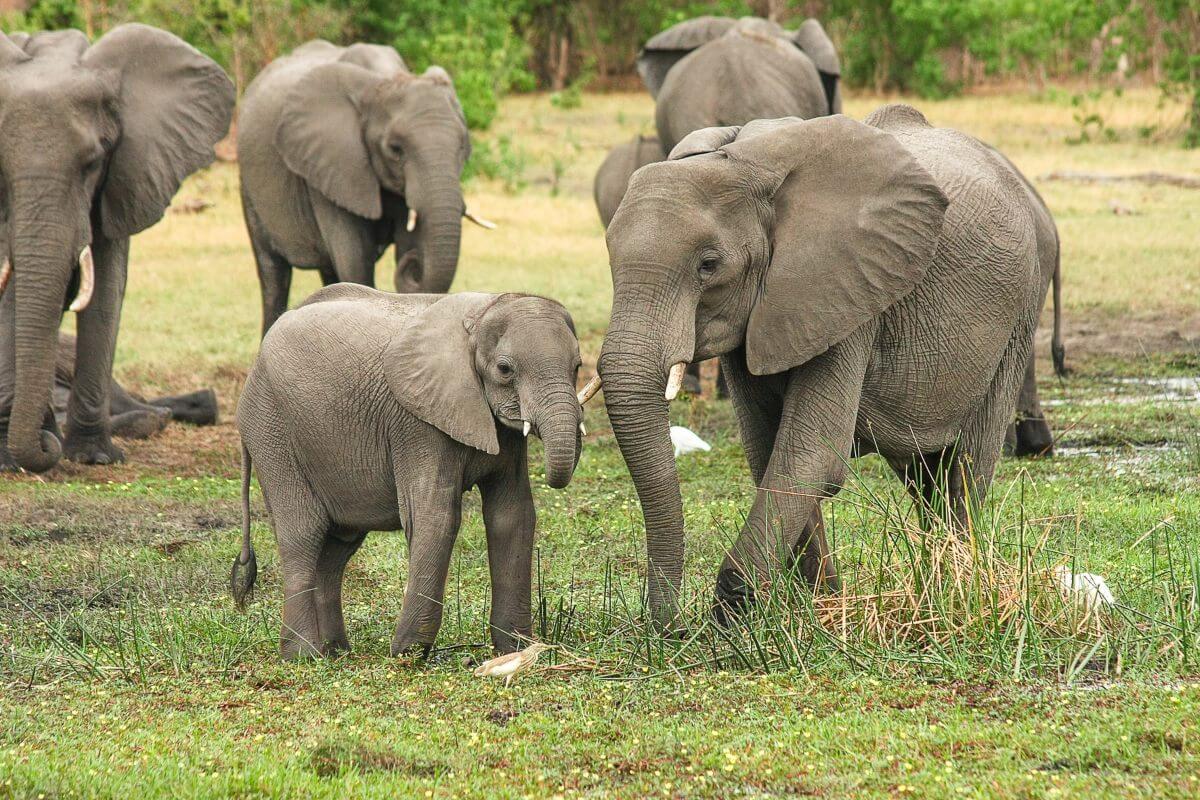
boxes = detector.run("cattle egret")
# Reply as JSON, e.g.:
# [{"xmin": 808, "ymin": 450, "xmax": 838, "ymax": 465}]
[
  {"xmin": 670, "ymin": 425, "xmax": 711, "ymax": 458},
  {"xmin": 473, "ymin": 642, "xmax": 551, "ymax": 686},
  {"xmin": 1054, "ymin": 565, "xmax": 1115, "ymax": 613}
]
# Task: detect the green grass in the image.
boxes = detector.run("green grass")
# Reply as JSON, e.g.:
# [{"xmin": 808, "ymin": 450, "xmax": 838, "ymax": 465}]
[{"xmin": 2, "ymin": 87, "xmax": 1199, "ymax": 798}]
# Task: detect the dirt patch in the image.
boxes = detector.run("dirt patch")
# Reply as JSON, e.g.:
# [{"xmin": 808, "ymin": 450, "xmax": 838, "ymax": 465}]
[{"xmin": 1036, "ymin": 310, "xmax": 1200, "ymax": 362}]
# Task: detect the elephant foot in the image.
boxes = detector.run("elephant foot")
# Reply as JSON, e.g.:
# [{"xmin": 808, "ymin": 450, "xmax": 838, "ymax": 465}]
[
  {"xmin": 63, "ymin": 431, "xmax": 125, "ymax": 466},
  {"xmin": 391, "ymin": 640, "xmax": 434, "ymax": 661},
  {"xmin": 110, "ymin": 408, "xmax": 171, "ymax": 440},
  {"xmin": 149, "ymin": 388, "xmax": 219, "ymax": 426},
  {"xmin": 280, "ymin": 635, "xmax": 325, "ymax": 661},
  {"xmin": 1012, "ymin": 416, "xmax": 1054, "ymax": 458},
  {"xmin": 712, "ymin": 568, "xmax": 755, "ymax": 627},
  {"xmin": 323, "ymin": 636, "xmax": 352, "ymax": 657},
  {"xmin": 0, "ymin": 445, "xmax": 18, "ymax": 473}
]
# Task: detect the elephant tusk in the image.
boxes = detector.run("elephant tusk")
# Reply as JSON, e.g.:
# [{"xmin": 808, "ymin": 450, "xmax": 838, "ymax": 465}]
[
  {"xmin": 579, "ymin": 421, "xmax": 587, "ymax": 436},
  {"xmin": 577, "ymin": 374, "xmax": 601, "ymax": 405},
  {"xmin": 0, "ymin": 258, "xmax": 10, "ymax": 296},
  {"xmin": 523, "ymin": 420, "xmax": 531, "ymax": 437},
  {"xmin": 664, "ymin": 362, "xmax": 687, "ymax": 401},
  {"xmin": 406, "ymin": 209, "xmax": 418, "ymax": 233},
  {"xmin": 463, "ymin": 207, "xmax": 496, "ymax": 230},
  {"xmin": 68, "ymin": 246, "xmax": 94, "ymax": 313}
]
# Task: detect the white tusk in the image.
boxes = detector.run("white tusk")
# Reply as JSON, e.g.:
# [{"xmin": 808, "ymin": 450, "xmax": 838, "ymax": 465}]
[
  {"xmin": 68, "ymin": 246, "xmax": 94, "ymax": 313},
  {"xmin": 579, "ymin": 421, "xmax": 587, "ymax": 436},
  {"xmin": 664, "ymin": 362, "xmax": 687, "ymax": 401},
  {"xmin": 523, "ymin": 420, "xmax": 531, "ymax": 437},
  {"xmin": 577, "ymin": 374, "xmax": 602, "ymax": 405},
  {"xmin": 0, "ymin": 258, "xmax": 10, "ymax": 296},
  {"xmin": 406, "ymin": 208, "xmax": 418, "ymax": 233},
  {"xmin": 463, "ymin": 207, "xmax": 496, "ymax": 230}
]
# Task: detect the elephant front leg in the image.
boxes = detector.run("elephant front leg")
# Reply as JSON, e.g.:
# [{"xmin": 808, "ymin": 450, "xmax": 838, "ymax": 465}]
[
  {"xmin": 479, "ymin": 462, "xmax": 536, "ymax": 654},
  {"xmin": 715, "ymin": 344, "xmax": 867, "ymax": 622},
  {"xmin": 392, "ymin": 482, "xmax": 463, "ymax": 658},
  {"xmin": 63, "ymin": 236, "xmax": 127, "ymax": 466}
]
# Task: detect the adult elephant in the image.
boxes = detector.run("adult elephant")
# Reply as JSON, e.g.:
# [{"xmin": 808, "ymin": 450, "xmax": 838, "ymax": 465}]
[
  {"xmin": 0, "ymin": 26, "xmax": 234, "ymax": 472},
  {"xmin": 593, "ymin": 135, "xmax": 663, "ymax": 228},
  {"xmin": 239, "ymin": 40, "xmax": 493, "ymax": 336},
  {"xmin": 636, "ymin": 15, "xmax": 841, "ymax": 394},
  {"xmin": 595, "ymin": 108, "xmax": 1056, "ymax": 627}
]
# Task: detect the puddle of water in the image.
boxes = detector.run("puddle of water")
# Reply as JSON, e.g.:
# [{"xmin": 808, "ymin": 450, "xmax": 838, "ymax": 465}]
[{"xmin": 1044, "ymin": 375, "xmax": 1200, "ymax": 407}]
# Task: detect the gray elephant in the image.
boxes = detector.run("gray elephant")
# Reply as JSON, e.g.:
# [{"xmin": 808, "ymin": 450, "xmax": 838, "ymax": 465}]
[
  {"xmin": 239, "ymin": 40, "xmax": 493, "ymax": 337},
  {"xmin": 593, "ymin": 135, "xmax": 664, "ymax": 228},
  {"xmin": 0, "ymin": 26, "xmax": 234, "ymax": 473},
  {"xmin": 231, "ymin": 284, "xmax": 586, "ymax": 659},
  {"xmin": 639, "ymin": 16, "xmax": 841, "ymax": 154},
  {"xmin": 53, "ymin": 333, "xmax": 218, "ymax": 439},
  {"xmin": 594, "ymin": 107, "xmax": 1060, "ymax": 626}
]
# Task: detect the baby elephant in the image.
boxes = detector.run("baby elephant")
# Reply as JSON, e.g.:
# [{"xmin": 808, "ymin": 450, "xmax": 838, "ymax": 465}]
[{"xmin": 231, "ymin": 284, "xmax": 586, "ymax": 659}]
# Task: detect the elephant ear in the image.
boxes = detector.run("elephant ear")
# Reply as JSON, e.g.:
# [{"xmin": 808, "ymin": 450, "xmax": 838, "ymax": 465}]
[
  {"xmin": 668, "ymin": 125, "xmax": 740, "ymax": 159},
  {"xmin": 637, "ymin": 16, "xmax": 736, "ymax": 98},
  {"xmin": 722, "ymin": 116, "xmax": 949, "ymax": 376},
  {"xmin": 83, "ymin": 24, "xmax": 234, "ymax": 239},
  {"xmin": 338, "ymin": 43, "xmax": 407, "ymax": 75},
  {"xmin": 276, "ymin": 61, "xmax": 386, "ymax": 219},
  {"xmin": 384, "ymin": 293, "xmax": 500, "ymax": 456},
  {"xmin": 792, "ymin": 19, "xmax": 840, "ymax": 114}
]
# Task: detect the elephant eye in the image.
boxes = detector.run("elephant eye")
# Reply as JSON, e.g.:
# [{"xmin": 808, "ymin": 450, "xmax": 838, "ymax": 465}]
[
  {"xmin": 387, "ymin": 140, "xmax": 404, "ymax": 159},
  {"xmin": 496, "ymin": 360, "xmax": 515, "ymax": 379},
  {"xmin": 698, "ymin": 255, "xmax": 720, "ymax": 278}
]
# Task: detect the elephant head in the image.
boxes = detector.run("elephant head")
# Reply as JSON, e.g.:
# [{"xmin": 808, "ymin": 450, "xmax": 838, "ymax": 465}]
[
  {"xmin": 385, "ymin": 293, "xmax": 584, "ymax": 488},
  {"xmin": 637, "ymin": 16, "xmax": 841, "ymax": 113},
  {"xmin": 596, "ymin": 115, "xmax": 948, "ymax": 624},
  {"xmin": 276, "ymin": 61, "xmax": 478, "ymax": 294},
  {"xmin": 0, "ymin": 25, "xmax": 233, "ymax": 472}
]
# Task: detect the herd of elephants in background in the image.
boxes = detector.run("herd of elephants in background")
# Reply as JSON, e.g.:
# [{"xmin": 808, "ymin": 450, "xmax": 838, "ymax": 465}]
[{"xmin": 1, "ymin": 14, "xmax": 1075, "ymax": 657}]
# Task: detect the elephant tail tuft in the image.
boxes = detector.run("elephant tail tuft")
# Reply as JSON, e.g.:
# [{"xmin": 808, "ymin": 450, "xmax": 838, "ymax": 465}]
[{"xmin": 231, "ymin": 441, "xmax": 258, "ymax": 611}]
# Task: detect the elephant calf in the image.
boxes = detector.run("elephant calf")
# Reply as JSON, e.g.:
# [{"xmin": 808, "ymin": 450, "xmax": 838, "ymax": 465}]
[{"xmin": 231, "ymin": 284, "xmax": 586, "ymax": 659}]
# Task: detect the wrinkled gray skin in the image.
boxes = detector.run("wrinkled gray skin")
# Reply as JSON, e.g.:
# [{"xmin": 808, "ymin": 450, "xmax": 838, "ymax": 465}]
[
  {"xmin": 239, "ymin": 41, "xmax": 473, "ymax": 336},
  {"xmin": 232, "ymin": 285, "xmax": 584, "ymax": 659},
  {"xmin": 593, "ymin": 136, "xmax": 664, "ymax": 228},
  {"xmin": 53, "ymin": 332, "xmax": 218, "ymax": 439},
  {"xmin": 639, "ymin": 16, "xmax": 841, "ymax": 154},
  {"xmin": 599, "ymin": 107, "xmax": 1055, "ymax": 627},
  {"xmin": 0, "ymin": 26, "xmax": 234, "ymax": 472}
]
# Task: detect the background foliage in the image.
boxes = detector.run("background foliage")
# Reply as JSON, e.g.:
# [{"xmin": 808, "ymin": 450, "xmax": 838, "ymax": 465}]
[{"xmin": 3, "ymin": 0, "xmax": 1198, "ymax": 140}]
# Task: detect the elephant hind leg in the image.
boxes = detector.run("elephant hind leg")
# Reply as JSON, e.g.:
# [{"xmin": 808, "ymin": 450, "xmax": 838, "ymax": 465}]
[
  {"xmin": 1009, "ymin": 350, "xmax": 1054, "ymax": 458},
  {"xmin": 315, "ymin": 526, "xmax": 367, "ymax": 655}
]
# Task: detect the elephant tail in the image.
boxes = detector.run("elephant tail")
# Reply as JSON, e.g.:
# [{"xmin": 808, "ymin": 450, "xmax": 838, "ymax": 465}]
[
  {"xmin": 1050, "ymin": 237, "xmax": 1068, "ymax": 378},
  {"xmin": 230, "ymin": 441, "xmax": 258, "ymax": 611}
]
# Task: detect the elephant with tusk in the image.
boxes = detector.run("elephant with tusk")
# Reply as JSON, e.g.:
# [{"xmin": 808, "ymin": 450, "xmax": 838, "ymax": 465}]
[
  {"xmin": 0, "ymin": 25, "xmax": 235, "ymax": 472},
  {"xmin": 238, "ymin": 40, "xmax": 497, "ymax": 337}
]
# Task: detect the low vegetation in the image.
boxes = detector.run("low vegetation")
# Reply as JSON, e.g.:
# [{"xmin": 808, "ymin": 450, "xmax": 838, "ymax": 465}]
[{"xmin": 1, "ymin": 89, "xmax": 1199, "ymax": 797}]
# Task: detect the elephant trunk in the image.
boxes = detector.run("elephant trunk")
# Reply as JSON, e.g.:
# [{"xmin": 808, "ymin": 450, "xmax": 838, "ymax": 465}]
[
  {"xmin": 401, "ymin": 163, "xmax": 463, "ymax": 294},
  {"xmin": 598, "ymin": 323, "xmax": 688, "ymax": 629},
  {"xmin": 533, "ymin": 386, "xmax": 582, "ymax": 490},
  {"xmin": 6, "ymin": 183, "xmax": 79, "ymax": 472}
]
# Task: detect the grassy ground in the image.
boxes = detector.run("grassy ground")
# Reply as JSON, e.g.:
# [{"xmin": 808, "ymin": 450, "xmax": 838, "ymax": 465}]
[{"xmin": 2, "ymin": 88, "xmax": 1199, "ymax": 798}]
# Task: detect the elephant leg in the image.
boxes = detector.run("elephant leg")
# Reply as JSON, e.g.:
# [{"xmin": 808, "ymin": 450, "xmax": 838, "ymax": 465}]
[
  {"xmin": 311, "ymin": 191, "xmax": 379, "ymax": 288},
  {"xmin": 315, "ymin": 526, "xmax": 367, "ymax": 655},
  {"xmin": 1010, "ymin": 349, "xmax": 1054, "ymax": 458},
  {"xmin": 273, "ymin": 499, "xmax": 331, "ymax": 661},
  {"xmin": 392, "ymin": 480, "xmax": 463, "ymax": 657},
  {"xmin": 146, "ymin": 389, "xmax": 219, "ymax": 426},
  {"xmin": 892, "ymin": 446, "xmax": 966, "ymax": 530},
  {"xmin": 479, "ymin": 462, "xmax": 535, "ymax": 654},
  {"xmin": 110, "ymin": 409, "xmax": 170, "ymax": 439},
  {"xmin": 720, "ymin": 348, "xmax": 785, "ymax": 486},
  {"xmin": 64, "ymin": 236, "xmax": 127, "ymax": 466},
  {"xmin": 244, "ymin": 198, "xmax": 292, "ymax": 338},
  {"xmin": 715, "ymin": 342, "xmax": 868, "ymax": 621},
  {"xmin": 683, "ymin": 361, "xmax": 702, "ymax": 395}
]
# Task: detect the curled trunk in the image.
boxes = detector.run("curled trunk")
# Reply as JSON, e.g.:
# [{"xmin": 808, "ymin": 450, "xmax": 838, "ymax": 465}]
[{"xmin": 535, "ymin": 388, "xmax": 581, "ymax": 489}]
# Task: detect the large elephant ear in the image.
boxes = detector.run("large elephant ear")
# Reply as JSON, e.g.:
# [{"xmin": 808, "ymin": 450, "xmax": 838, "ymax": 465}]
[
  {"xmin": 82, "ymin": 24, "xmax": 234, "ymax": 239},
  {"xmin": 384, "ymin": 293, "xmax": 500, "ymax": 456},
  {"xmin": 338, "ymin": 43, "xmax": 407, "ymax": 75},
  {"xmin": 722, "ymin": 116, "xmax": 948, "ymax": 376},
  {"xmin": 637, "ymin": 16, "xmax": 736, "ymax": 98},
  {"xmin": 792, "ymin": 19, "xmax": 841, "ymax": 114},
  {"xmin": 276, "ymin": 61, "xmax": 385, "ymax": 220},
  {"xmin": 668, "ymin": 125, "xmax": 740, "ymax": 159}
]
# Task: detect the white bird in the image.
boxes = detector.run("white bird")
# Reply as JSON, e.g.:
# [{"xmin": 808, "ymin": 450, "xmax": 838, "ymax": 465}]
[
  {"xmin": 670, "ymin": 425, "xmax": 711, "ymax": 458},
  {"xmin": 473, "ymin": 642, "xmax": 551, "ymax": 686},
  {"xmin": 1054, "ymin": 565, "xmax": 1115, "ymax": 613}
]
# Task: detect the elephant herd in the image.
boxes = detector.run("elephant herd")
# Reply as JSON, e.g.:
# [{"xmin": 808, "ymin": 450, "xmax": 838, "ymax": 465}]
[{"xmin": 2, "ymin": 17, "xmax": 1068, "ymax": 658}]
